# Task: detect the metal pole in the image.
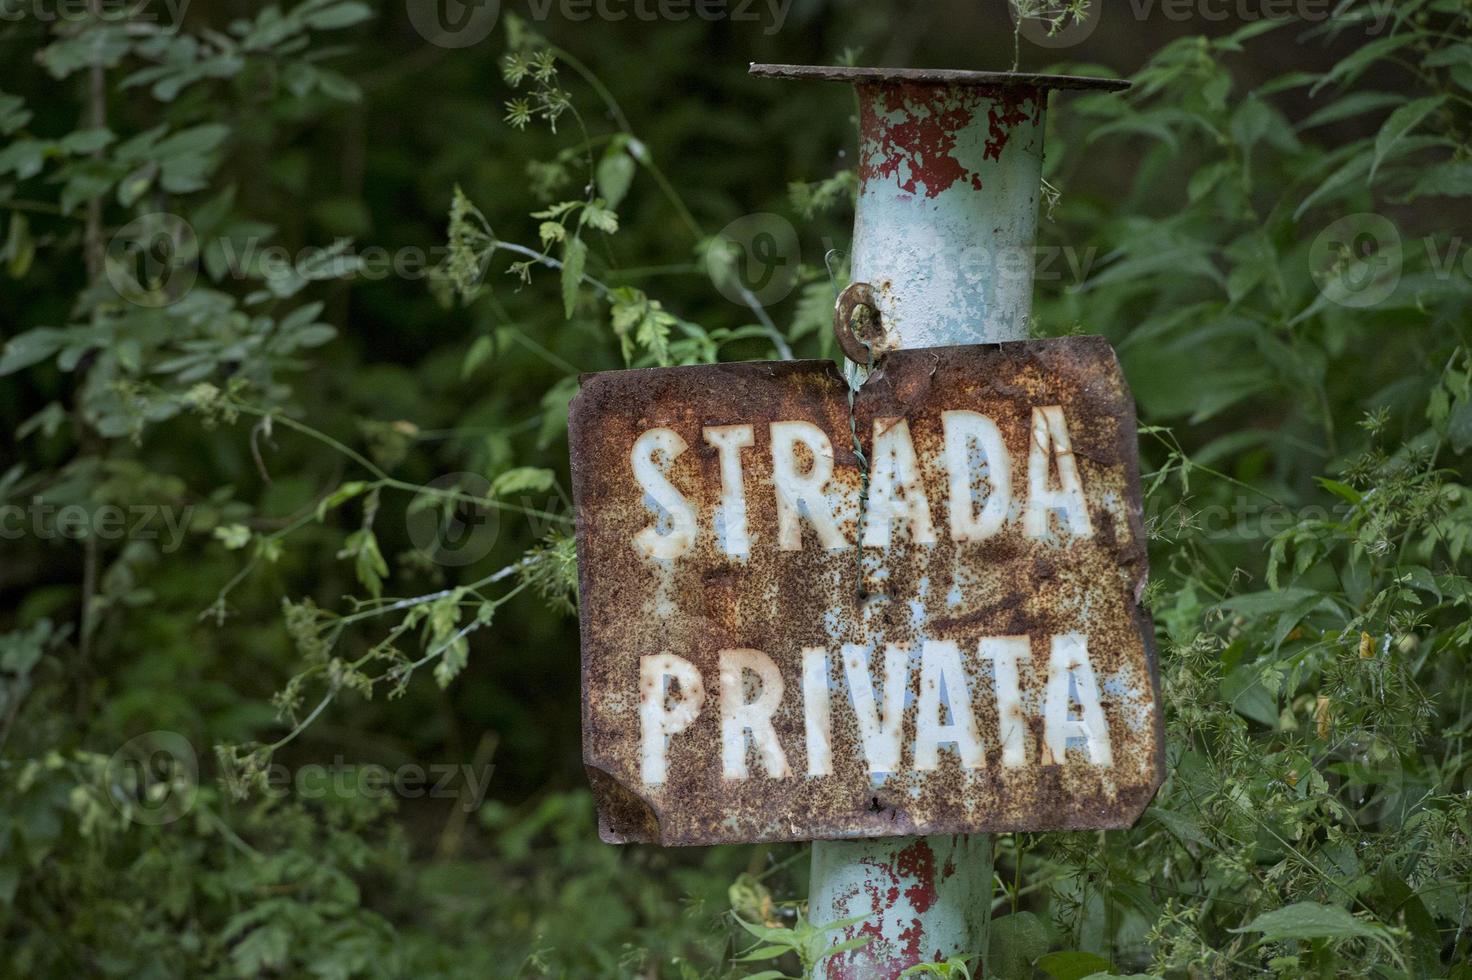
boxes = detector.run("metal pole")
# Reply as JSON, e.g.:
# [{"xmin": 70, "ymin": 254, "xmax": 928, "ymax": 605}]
[
  {"xmin": 814, "ymin": 75, "xmax": 1044, "ymax": 980},
  {"xmin": 749, "ymin": 64, "xmax": 1127, "ymax": 977},
  {"xmin": 848, "ymin": 78, "xmax": 1046, "ymax": 351}
]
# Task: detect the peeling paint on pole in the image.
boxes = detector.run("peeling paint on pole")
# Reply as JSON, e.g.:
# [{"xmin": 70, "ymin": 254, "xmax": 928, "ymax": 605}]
[{"xmin": 570, "ymin": 339, "xmax": 1163, "ymax": 846}]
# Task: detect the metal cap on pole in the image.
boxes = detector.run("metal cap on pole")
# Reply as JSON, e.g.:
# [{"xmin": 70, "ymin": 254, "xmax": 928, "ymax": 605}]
[{"xmin": 750, "ymin": 63, "xmax": 1131, "ymax": 979}]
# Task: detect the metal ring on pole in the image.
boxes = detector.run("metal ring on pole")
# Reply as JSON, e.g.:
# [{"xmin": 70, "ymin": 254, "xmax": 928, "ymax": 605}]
[{"xmin": 833, "ymin": 281, "xmax": 886, "ymax": 364}]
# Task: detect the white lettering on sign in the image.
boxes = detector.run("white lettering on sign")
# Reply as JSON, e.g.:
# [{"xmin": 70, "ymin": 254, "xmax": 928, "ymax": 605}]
[
  {"xmin": 630, "ymin": 405, "xmax": 1092, "ymax": 556},
  {"xmin": 914, "ymin": 639, "xmax": 985, "ymax": 771},
  {"xmin": 843, "ymin": 643, "xmax": 909, "ymax": 775},
  {"xmin": 1043, "ymin": 633, "xmax": 1112, "ymax": 766},
  {"xmin": 801, "ymin": 647, "xmax": 833, "ymax": 777},
  {"xmin": 630, "ymin": 428, "xmax": 697, "ymax": 559},
  {"xmin": 638, "ymin": 633, "xmax": 1115, "ymax": 785},
  {"xmin": 943, "ymin": 410, "xmax": 1012, "ymax": 543},
  {"xmin": 863, "ymin": 418, "xmax": 937, "ymax": 548},
  {"xmin": 572, "ymin": 340, "xmax": 1163, "ymax": 843},
  {"xmin": 719, "ymin": 648, "xmax": 791, "ymax": 779},
  {"xmin": 979, "ymin": 636, "xmax": 1031, "ymax": 768},
  {"xmin": 770, "ymin": 420, "xmax": 848, "ymax": 551},
  {"xmin": 703, "ymin": 424, "xmax": 754, "ymax": 556},
  {"xmin": 1025, "ymin": 406, "xmax": 1093, "ymax": 539},
  {"xmin": 639, "ymin": 653, "xmax": 705, "ymax": 784}
]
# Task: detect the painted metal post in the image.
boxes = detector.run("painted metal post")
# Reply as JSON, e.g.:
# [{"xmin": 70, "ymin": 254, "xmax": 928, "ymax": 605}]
[
  {"xmin": 849, "ymin": 77, "xmax": 1045, "ymax": 350},
  {"xmin": 749, "ymin": 64, "xmax": 1128, "ymax": 978}
]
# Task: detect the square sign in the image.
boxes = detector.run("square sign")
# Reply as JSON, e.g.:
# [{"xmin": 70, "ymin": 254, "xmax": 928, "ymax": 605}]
[{"xmin": 569, "ymin": 337, "xmax": 1164, "ymax": 845}]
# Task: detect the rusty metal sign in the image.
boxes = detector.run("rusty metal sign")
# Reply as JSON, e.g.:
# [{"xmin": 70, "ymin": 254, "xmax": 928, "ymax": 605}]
[{"xmin": 569, "ymin": 336, "xmax": 1163, "ymax": 845}]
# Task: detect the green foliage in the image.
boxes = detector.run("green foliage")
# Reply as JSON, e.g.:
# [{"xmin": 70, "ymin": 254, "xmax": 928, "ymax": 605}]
[{"xmin": 730, "ymin": 910, "xmax": 871, "ymax": 979}]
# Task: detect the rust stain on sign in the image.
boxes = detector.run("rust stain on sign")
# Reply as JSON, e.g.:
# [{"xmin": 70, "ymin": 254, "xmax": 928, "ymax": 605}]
[{"xmin": 569, "ymin": 337, "xmax": 1164, "ymax": 846}]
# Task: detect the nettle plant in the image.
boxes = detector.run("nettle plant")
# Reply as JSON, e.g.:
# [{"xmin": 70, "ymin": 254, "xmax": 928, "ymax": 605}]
[{"xmin": 1011, "ymin": 4, "xmax": 1472, "ymax": 977}]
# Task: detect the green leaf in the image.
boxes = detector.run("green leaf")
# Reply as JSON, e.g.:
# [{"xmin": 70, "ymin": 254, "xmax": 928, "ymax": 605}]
[
  {"xmin": 1448, "ymin": 399, "xmax": 1472, "ymax": 454},
  {"xmin": 340, "ymin": 528, "xmax": 388, "ymax": 598},
  {"xmin": 491, "ymin": 467, "xmax": 555, "ymax": 497},
  {"xmin": 1424, "ymin": 43, "xmax": 1472, "ymax": 69},
  {"xmin": 1298, "ymin": 91, "xmax": 1403, "ymax": 130},
  {"xmin": 1371, "ymin": 95, "xmax": 1444, "ymax": 180},
  {"xmin": 1036, "ymin": 951, "xmax": 1112, "ymax": 980},
  {"xmin": 1310, "ymin": 34, "xmax": 1418, "ymax": 96},
  {"xmin": 1293, "ymin": 151, "xmax": 1370, "ymax": 220},
  {"xmin": 1409, "ymin": 161, "xmax": 1472, "ymax": 199},
  {"xmin": 596, "ymin": 144, "xmax": 636, "ymax": 210},
  {"xmin": 1215, "ymin": 587, "xmax": 1323, "ymax": 619},
  {"xmin": 462, "ymin": 335, "xmax": 494, "ymax": 379},
  {"xmin": 0, "ymin": 620, "xmax": 56, "ymax": 675},
  {"xmin": 0, "ymin": 90, "xmax": 31, "ymax": 135},
  {"xmin": 734, "ymin": 945, "xmax": 794, "ymax": 962},
  {"xmin": 581, "ymin": 202, "xmax": 619, "ymax": 234},
  {"xmin": 1233, "ymin": 902, "xmax": 1390, "ymax": 943},
  {"xmin": 433, "ymin": 634, "xmax": 468, "ymax": 687},
  {"xmin": 317, "ymin": 480, "xmax": 371, "ymax": 520},
  {"xmin": 560, "ymin": 234, "xmax": 586, "ymax": 318},
  {"xmin": 0, "ymin": 138, "xmax": 52, "ymax": 180},
  {"xmin": 4, "ymin": 211, "xmax": 33, "ymax": 278},
  {"xmin": 58, "ymin": 128, "xmax": 114, "ymax": 155},
  {"xmin": 0, "ymin": 327, "xmax": 64, "ymax": 376},
  {"xmin": 230, "ymin": 923, "xmax": 291, "ymax": 974},
  {"xmin": 304, "ymin": 1, "xmax": 373, "ymax": 29},
  {"xmin": 1147, "ymin": 806, "xmax": 1212, "ymax": 848},
  {"xmin": 1314, "ymin": 477, "xmax": 1362, "ymax": 505},
  {"xmin": 213, "ymin": 524, "xmax": 252, "ymax": 550},
  {"xmin": 987, "ymin": 912, "xmax": 1048, "ymax": 980}
]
